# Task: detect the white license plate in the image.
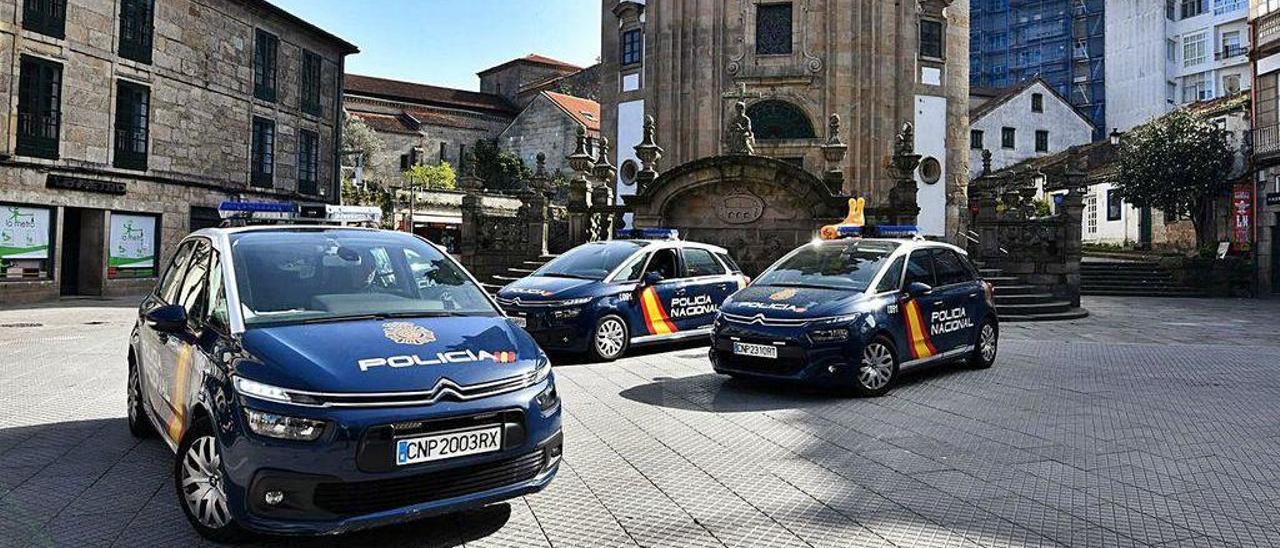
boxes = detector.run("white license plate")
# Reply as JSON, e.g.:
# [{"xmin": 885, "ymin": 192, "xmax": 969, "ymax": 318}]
[
  {"xmin": 395, "ymin": 426, "xmax": 503, "ymax": 466},
  {"xmin": 509, "ymin": 316, "xmax": 527, "ymax": 328},
  {"xmin": 733, "ymin": 342, "xmax": 778, "ymax": 359}
]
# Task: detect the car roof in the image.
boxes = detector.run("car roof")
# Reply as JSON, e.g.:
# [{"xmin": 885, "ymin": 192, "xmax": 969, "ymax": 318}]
[
  {"xmin": 190, "ymin": 224, "xmax": 383, "ymax": 238},
  {"xmin": 814, "ymin": 237, "xmax": 968, "ymax": 255}
]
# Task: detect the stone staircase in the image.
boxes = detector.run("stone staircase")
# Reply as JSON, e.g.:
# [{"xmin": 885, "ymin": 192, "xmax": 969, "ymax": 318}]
[
  {"xmin": 979, "ymin": 268, "xmax": 1089, "ymax": 322},
  {"xmin": 1081, "ymin": 259, "xmax": 1203, "ymax": 297},
  {"xmin": 482, "ymin": 254, "xmax": 559, "ymax": 295}
]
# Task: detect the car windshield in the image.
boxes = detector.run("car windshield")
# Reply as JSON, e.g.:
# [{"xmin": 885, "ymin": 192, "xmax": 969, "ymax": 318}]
[
  {"xmin": 534, "ymin": 240, "xmax": 650, "ymax": 281},
  {"xmin": 754, "ymin": 240, "xmax": 899, "ymax": 291},
  {"xmin": 229, "ymin": 229, "xmax": 498, "ymax": 326}
]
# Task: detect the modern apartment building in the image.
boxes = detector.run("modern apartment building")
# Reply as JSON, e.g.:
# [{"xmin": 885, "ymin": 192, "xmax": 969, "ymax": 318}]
[
  {"xmin": 970, "ymin": 0, "xmax": 1107, "ymax": 138},
  {"xmin": 0, "ymin": 0, "xmax": 357, "ymax": 303},
  {"xmin": 1106, "ymin": 0, "xmax": 1250, "ymax": 132}
]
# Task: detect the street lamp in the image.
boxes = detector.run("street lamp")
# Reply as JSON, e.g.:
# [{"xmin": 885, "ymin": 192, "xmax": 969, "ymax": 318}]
[{"xmin": 1109, "ymin": 128, "xmax": 1122, "ymax": 146}]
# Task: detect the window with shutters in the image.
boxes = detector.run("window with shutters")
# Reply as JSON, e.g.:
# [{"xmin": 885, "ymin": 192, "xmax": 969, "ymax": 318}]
[
  {"xmin": 118, "ymin": 0, "xmax": 155, "ymax": 63},
  {"xmin": 298, "ymin": 129, "xmax": 319, "ymax": 195},
  {"xmin": 755, "ymin": 3, "xmax": 793, "ymax": 55},
  {"xmin": 254, "ymin": 29, "xmax": 279, "ymax": 102},
  {"xmin": 251, "ymin": 117, "xmax": 275, "ymax": 188},
  {"xmin": 16, "ymin": 56, "xmax": 62, "ymax": 160},
  {"xmin": 114, "ymin": 80, "xmax": 150, "ymax": 171},
  {"xmin": 300, "ymin": 50, "xmax": 322, "ymax": 116},
  {"xmin": 970, "ymin": 130, "xmax": 984, "ymax": 150},
  {"xmin": 23, "ymin": 0, "xmax": 66, "ymax": 38}
]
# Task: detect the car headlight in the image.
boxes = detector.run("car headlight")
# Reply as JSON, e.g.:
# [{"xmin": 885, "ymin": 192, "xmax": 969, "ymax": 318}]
[
  {"xmin": 535, "ymin": 381, "xmax": 559, "ymax": 411},
  {"xmin": 558, "ymin": 297, "xmax": 592, "ymax": 307},
  {"xmin": 551, "ymin": 308, "xmax": 582, "ymax": 319},
  {"xmin": 808, "ymin": 328, "xmax": 850, "ymax": 344},
  {"xmin": 244, "ymin": 408, "xmax": 326, "ymax": 441},
  {"xmin": 234, "ymin": 377, "xmax": 295, "ymax": 404}
]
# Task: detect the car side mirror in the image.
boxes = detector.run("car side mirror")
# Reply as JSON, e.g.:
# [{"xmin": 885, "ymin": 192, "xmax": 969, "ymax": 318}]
[
  {"xmin": 146, "ymin": 304, "xmax": 188, "ymax": 333},
  {"xmin": 905, "ymin": 282, "xmax": 933, "ymax": 298},
  {"xmin": 642, "ymin": 271, "xmax": 664, "ymax": 286}
]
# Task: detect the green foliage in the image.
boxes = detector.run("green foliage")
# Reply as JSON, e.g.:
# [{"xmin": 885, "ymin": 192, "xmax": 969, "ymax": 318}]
[
  {"xmin": 403, "ymin": 162, "xmax": 457, "ymax": 191},
  {"xmin": 1032, "ymin": 198, "xmax": 1052, "ymax": 218},
  {"xmin": 341, "ymin": 180, "xmax": 395, "ymax": 229},
  {"xmin": 341, "ymin": 113, "xmax": 384, "ymax": 183},
  {"xmin": 1113, "ymin": 109, "xmax": 1233, "ymax": 247},
  {"xmin": 471, "ymin": 139, "xmax": 531, "ymax": 192}
]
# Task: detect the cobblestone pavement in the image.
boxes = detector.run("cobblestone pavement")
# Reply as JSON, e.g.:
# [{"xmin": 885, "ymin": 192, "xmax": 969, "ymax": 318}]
[{"xmin": 2, "ymin": 296, "xmax": 1279, "ymax": 547}]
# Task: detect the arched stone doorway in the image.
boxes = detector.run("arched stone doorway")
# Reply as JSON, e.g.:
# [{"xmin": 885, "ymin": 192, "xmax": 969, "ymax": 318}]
[{"xmin": 626, "ymin": 155, "xmax": 848, "ymax": 275}]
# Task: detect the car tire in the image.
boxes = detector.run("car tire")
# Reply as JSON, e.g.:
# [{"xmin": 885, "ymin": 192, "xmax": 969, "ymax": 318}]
[
  {"xmin": 853, "ymin": 336, "xmax": 898, "ymax": 397},
  {"xmin": 175, "ymin": 420, "xmax": 246, "ymax": 543},
  {"xmin": 588, "ymin": 315, "xmax": 629, "ymax": 362},
  {"xmin": 968, "ymin": 320, "xmax": 998, "ymax": 369},
  {"xmin": 127, "ymin": 359, "xmax": 154, "ymax": 439}
]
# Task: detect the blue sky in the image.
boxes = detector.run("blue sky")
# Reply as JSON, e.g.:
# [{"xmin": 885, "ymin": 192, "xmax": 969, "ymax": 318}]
[{"xmin": 273, "ymin": 0, "xmax": 601, "ymax": 91}]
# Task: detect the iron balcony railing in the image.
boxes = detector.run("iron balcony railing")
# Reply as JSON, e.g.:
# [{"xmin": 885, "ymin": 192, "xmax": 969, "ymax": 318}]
[
  {"xmin": 1254, "ymin": 125, "xmax": 1280, "ymax": 159},
  {"xmin": 1259, "ymin": 11, "xmax": 1280, "ymax": 53},
  {"xmin": 1214, "ymin": 45, "xmax": 1249, "ymax": 60}
]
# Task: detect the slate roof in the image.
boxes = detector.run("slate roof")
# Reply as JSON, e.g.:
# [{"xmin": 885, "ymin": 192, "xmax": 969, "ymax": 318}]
[{"xmin": 344, "ymin": 74, "xmax": 517, "ymax": 115}]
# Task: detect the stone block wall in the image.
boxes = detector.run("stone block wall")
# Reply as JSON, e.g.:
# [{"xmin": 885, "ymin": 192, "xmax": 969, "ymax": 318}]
[{"xmin": 499, "ymin": 94, "xmax": 591, "ymax": 176}]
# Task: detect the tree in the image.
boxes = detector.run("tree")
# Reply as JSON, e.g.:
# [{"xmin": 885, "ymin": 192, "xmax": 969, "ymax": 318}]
[
  {"xmin": 1112, "ymin": 109, "xmax": 1234, "ymax": 248},
  {"xmin": 341, "ymin": 113, "xmax": 385, "ymax": 185},
  {"xmin": 403, "ymin": 162, "xmax": 457, "ymax": 191},
  {"xmin": 470, "ymin": 138, "xmax": 531, "ymax": 192}
]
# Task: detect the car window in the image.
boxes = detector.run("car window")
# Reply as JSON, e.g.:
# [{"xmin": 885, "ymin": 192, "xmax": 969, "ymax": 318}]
[
  {"xmin": 207, "ymin": 250, "xmax": 229, "ymax": 332},
  {"xmin": 176, "ymin": 239, "xmax": 212, "ymax": 322},
  {"xmin": 904, "ymin": 250, "xmax": 936, "ymax": 287},
  {"xmin": 535, "ymin": 240, "xmax": 650, "ymax": 280},
  {"xmin": 714, "ymin": 251, "xmax": 743, "ymax": 274},
  {"xmin": 230, "ymin": 229, "xmax": 498, "ymax": 326},
  {"xmin": 682, "ymin": 248, "xmax": 726, "ymax": 277},
  {"xmin": 932, "ymin": 249, "xmax": 975, "ymax": 286},
  {"xmin": 157, "ymin": 241, "xmax": 195, "ymax": 304},
  {"xmin": 753, "ymin": 240, "xmax": 898, "ymax": 291},
  {"xmin": 645, "ymin": 248, "xmax": 680, "ymax": 280},
  {"xmin": 615, "ymin": 251, "xmax": 648, "ymax": 282},
  {"xmin": 875, "ymin": 255, "xmax": 905, "ymax": 293}
]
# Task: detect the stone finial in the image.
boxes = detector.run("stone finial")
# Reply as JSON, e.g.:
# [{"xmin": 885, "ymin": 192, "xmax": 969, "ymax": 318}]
[
  {"xmin": 566, "ymin": 124, "xmax": 594, "ymax": 176},
  {"xmin": 593, "ymin": 137, "xmax": 616, "ymax": 183},
  {"xmin": 826, "ymin": 114, "xmax": 842, "ymax": 145},
  {"xmin": 726, "ymin": 101, "xmax": 756, "ymax": 155},
  {"xmin": 820, "ymin": 113, "xmax": 848, "ymax": 189},
  {"xmin": 894, "ymin": 122, "xmax": 915, "ymax": 156},
  {"xmin": 634, "ymin": 115, "xmax": 663, "ymax": 174},
  {"xmin": 535, "ymin": 152, "xmax": 547, "ymax": 177},
  {"xmin": 981, "ymin": 149, "xmax": 992, "ymax": 175}
]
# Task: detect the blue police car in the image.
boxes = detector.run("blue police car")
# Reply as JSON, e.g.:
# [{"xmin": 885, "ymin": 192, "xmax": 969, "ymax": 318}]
[
  {"xmin": 127, "ymin": 225, "xmax": 561, "ymax": 540},
  {"xmin": 710, "ymin": 232, "xmax": 998, "ymax": 396},
  {"xmin": 497, "ymin": 230, "xmax": 748, "ymax": 361}
]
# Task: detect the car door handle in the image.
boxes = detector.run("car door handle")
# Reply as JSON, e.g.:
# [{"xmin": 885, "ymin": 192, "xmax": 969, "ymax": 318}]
[
  {"xmin": 930, "ymin": 301, "xmax": 945, "ymax": 307},
  {"xmin": 968, "ymin": 292, "xmax": 978, "ymax": 299},
  {"xmin": 675, "ymin": 288, "xmax": 687, "ymax": 296}
]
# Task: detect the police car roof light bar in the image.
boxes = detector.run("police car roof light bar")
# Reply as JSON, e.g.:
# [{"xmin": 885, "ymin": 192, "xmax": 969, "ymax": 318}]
[{"xmin": 616, "ymin": 227, "xmax": 680, "ymax": 240}]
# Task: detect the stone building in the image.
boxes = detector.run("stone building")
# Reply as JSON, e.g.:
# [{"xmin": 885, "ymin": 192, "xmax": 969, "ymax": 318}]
[
  {"xmin": 499, "ymin": 91, "xmax": 602, "ymax": 175},
  {"xmin": 479, "ymin": 54, "xmax": 588, "ymax": 108},
  {"xmin": 969, "ymin": 78, "xmax": 1095, "ymax": 179},
  {"xmin": 0, "ymin": 0, "xmax": 357, "ymax": 304},
  {"xmin": 599, "ymin": 0, "xmax": 970, "ymax": 239}
]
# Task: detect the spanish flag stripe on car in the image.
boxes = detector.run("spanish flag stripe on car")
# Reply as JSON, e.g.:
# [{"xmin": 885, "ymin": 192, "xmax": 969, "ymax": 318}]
[
  {"xmin": 903, "ymin": 299, "xmax": 937, "ymax": 359},
  {"xmin": 640, "ymin": 286, "xmax": 677, "ymax": 335}
]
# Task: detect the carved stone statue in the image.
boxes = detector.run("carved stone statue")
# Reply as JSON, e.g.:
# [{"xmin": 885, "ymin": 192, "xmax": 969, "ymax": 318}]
[{"xmin": 726, "ymin": 101, "xmax": 755, "ymax": 155}]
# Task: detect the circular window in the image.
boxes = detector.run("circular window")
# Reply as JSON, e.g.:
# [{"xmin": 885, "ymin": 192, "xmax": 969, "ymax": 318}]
[
  {"xmin": 919, "ymin": 156, "xmax": 942, "ymax": 185},
  {"xmin": 619, "ymin": 159, "xmax": 640, "ymax": 186}
]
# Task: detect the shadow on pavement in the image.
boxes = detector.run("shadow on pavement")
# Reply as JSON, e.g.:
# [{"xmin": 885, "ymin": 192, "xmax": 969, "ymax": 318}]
[{"xmin": 547, "ymin": 338, "xmax": 710, "ymax": 367}]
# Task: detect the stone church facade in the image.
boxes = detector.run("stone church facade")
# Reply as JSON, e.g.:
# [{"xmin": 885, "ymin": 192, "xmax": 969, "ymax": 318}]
[{"xmin": 599, "ymin": 0, "xmax": 970, "ymax": 239}]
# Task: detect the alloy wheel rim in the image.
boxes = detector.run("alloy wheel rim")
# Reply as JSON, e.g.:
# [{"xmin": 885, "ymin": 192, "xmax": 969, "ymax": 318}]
[
  {"xmin": 595, "ymin": 319, "xmax": 625, "ymax": 358},
  {"xmin": 859, "ymin": 343, "xmax": 894, "ymax": 390},
  {"xmin": 127, "ymin": 366, "xmax": 139, "ymax": 423},
  {"xmin": 980, "ymin": 324, "xmax": 997, "ymax": 362},
  {"xmin": 181, "ymin": 436, "xmax": 231, "ymax": 529}
]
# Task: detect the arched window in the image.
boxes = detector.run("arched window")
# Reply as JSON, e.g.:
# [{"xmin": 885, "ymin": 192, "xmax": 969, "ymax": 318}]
[{"xmin": 747, "ymin": 100, "xmax": 815, "ymax": 140}]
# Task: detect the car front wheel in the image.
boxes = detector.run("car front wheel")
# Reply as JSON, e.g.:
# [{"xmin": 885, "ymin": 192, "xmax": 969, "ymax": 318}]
[
  {"xmin": 127, "ymin": 359, "xmax": 153, "ymax": 438},
  {"xmin": 968, "ymin": 321, "xmax": 998, "ymax": 369},
  {"xmin": 589, "ymin": 315, "xmax": 629, "ymax": 362},
  {"xmin": 854, "ymin": 337, "xmax": 898, "ymax": 397},
  {"xmin": 175, "ymin": 422, "xmax": 245, "ymax": 542}
]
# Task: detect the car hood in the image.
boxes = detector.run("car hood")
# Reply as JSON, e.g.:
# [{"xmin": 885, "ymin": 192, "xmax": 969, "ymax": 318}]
[
  {"xmin": 722, "ymin": 285, "xmax": 872, "ymax": 320},
  {"xmin": 498, "ymin": 276, "xmax": 608, "ymax": 302},
  {"xmin": 237, "ymin": 316, "xmax": 543, "ymax": 393}
]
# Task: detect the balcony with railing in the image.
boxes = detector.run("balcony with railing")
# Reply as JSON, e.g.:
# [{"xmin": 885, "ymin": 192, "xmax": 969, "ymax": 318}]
[
  {"xmin": 1214, "ymin": 45, "xmax": 1249, "ymax": 60},
  {"xmin": 1254, "ymin": 125, "xmax": 1280, "ymax": 163},
  {"xmin": 1258, "ymin": 10, "xmax": 1280, "ymax": 56}
]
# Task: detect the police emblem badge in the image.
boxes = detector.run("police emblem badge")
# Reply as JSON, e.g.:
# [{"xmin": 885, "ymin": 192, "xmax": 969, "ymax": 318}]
[
  {"xmin": 383, "ymin": 322, "xmax": 436, "ymax": 345},
  {"xmin": 769, "ymin": 288, "xmax": 798, "ymax": 301}
]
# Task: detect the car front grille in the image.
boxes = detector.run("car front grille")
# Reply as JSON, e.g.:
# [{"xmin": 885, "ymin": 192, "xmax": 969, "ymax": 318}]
[
  {"xmin": 313, "ymin": 449, "xmax": 545, "ymax": 515},
  {"xmin": 717, "ymin": 352, "xmax": 810, "ymax": 376}
]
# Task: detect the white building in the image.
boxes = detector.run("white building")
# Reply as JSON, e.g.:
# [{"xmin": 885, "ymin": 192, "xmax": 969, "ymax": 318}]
[
  {"xmin": 969, "ymin": 78, "xmax": 1095, "ymax": 178},
  {"xmin": 1106, "ymin": 0, "xmax": 1250, "ymax": 132}
]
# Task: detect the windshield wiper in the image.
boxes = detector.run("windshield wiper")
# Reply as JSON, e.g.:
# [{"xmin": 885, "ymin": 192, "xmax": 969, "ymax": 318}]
[
  {"xmin": 293, "ymin": 311, "xmax": 486, "ymax": 325},
  {"xmin": 539, "ymin": 272, "xmax": 597, "ymax": 280}
]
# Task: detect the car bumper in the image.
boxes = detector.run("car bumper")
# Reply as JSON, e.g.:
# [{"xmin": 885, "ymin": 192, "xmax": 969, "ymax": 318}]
[
  {"xmin": 506, "ymin": 308, "xmax": 594, "ymax": 353},
  {"xmin": 709, "ymin": 325, "xmax": 863, "ymax": 387},
  {"xmin": 220, "ymin": 381, "xmax": 562, "ymax": 536}
]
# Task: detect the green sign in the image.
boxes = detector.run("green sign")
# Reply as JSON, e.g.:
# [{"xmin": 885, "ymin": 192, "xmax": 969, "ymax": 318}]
[
  {"xmin": 0, "ymin": 206, "xmax": 51, "ymax": 260},
  {"xmin": 109, "ymin": 213, "xmax": 156, "ymax": 270}
]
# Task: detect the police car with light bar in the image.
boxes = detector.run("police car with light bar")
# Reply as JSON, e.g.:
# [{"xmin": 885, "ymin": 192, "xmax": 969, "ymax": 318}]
[
  {"xmin": 126, "ymin": 202, "xmax": 560, "ymax": 540},
  {"xmin": 710, "ymin": 199, "xmax": 999, "ymax": 396},
  {"xmin": 497, "ymin": 228, "xmax": 749, "ymax": 361}
]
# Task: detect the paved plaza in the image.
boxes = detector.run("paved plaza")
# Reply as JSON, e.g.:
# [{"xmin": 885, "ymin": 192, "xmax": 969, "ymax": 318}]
[{"xmin": 1, "ymin": 296, "xmax": 1279, "ymax": 547}]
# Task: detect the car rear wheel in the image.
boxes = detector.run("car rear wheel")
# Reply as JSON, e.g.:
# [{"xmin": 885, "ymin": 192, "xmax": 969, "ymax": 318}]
[
  {"xmin": 968, "ymin": 321, "xmax": 998, "ymax": 369},
  {"xmin": 175, "ymin": 422, "xmax": 245, "ymax": 543},
  {"xmin": 127, "ymin": 360, "xmax": 153, "ymax": 439},
  {"xmin": 854, "ymin": 338, "xmax": 898, "ymax": 397},
  {"xmin": 589, "ymin": 315, "xmax": 629, "ymax": 362}
]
